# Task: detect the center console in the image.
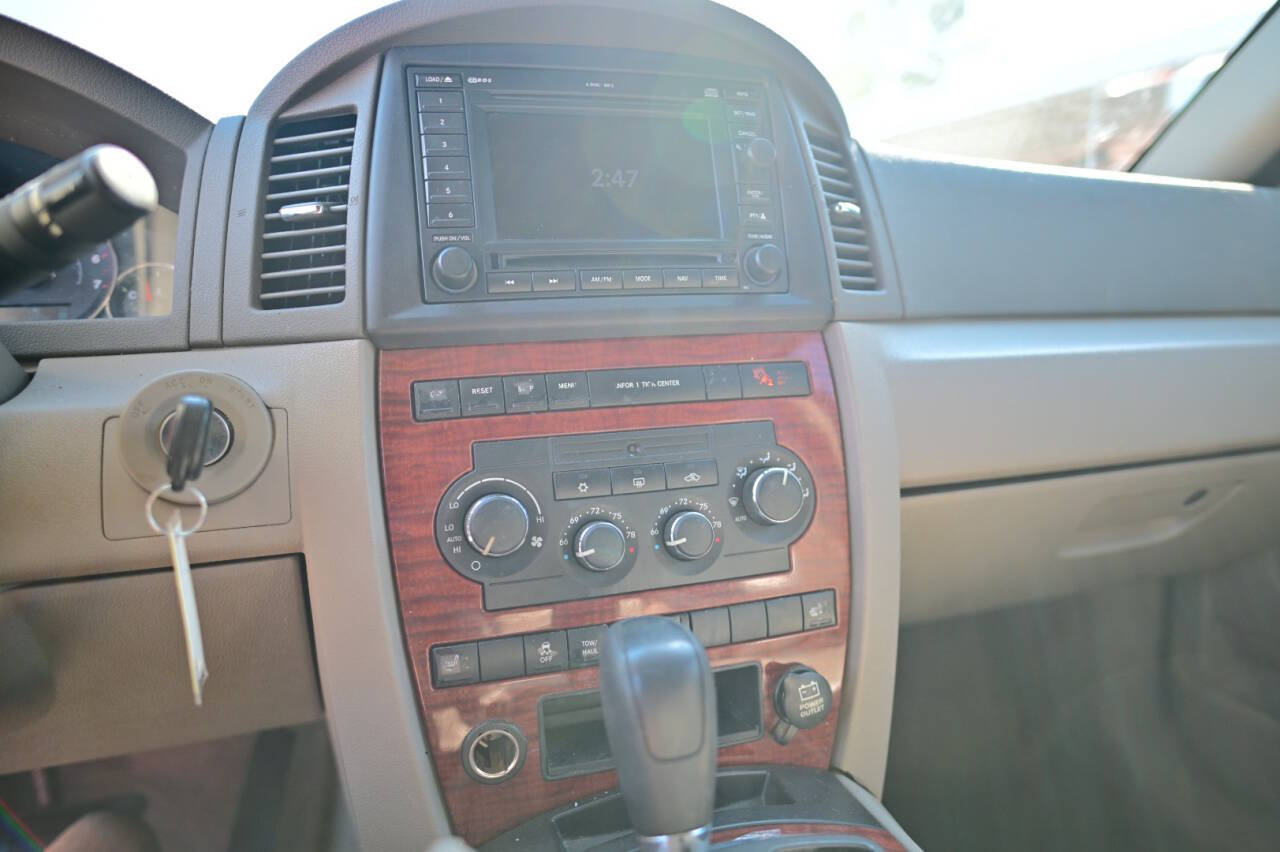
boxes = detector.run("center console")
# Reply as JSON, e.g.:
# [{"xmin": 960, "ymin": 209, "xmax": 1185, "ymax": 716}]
[{"xmin": 378, "ymin": 333, "xmax": 853, "ymax": 844}]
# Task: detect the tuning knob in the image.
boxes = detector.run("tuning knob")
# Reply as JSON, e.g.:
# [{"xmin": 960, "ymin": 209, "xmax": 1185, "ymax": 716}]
[
  {"xmin": 743, "ymin": 137, "xmax": 776, "ymax": 169},
  {"xmin": 464, "ymin": 493, "xmax": 529, "ymax": 557},
  {"xmin": 662, "ymin": 511, "xmax": 715, "ymax": 561},
  {"xmin": 431, "ymin": 245, "xmax": 478, "ymax": 293},
  {"xmin": 574, "ymin": 521, "xmax": 627, "ymax": 572},
  {"xmin": 743, "ymin": 243, "xmax": 784, "ymax": 285},
  {"xmin": 743, "ymin": 466, "xmax": 806, "ymax": 526}
]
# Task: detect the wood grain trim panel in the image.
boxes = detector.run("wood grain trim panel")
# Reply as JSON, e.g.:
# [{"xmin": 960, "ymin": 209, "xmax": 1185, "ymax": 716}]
[
  {"xmin": 712, "ymin": 822, "xmax": 907, "ymax": 850},
  {"xmin": 379, "ymin": 332, "xmax": 849, "ymax": 844}
]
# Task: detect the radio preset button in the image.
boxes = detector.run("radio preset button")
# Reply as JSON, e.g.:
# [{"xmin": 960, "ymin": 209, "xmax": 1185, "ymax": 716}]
[
  {"xmin": 623, "ymin": 270, "xmax": 663, "ymax": 289},
  {"xmin": 419, "ymin": 112, "xmax": 465, "ymax": 133},
  {"xmin": 429, "ymin": 203, "xmax": 475, "ymax": 228},
  {"xmin": 581, "ymin": 271, "xmax": 622, "ymax": 290},
  {"xmin": 422, "ymin": 133, "xmax": 468, "ymax": 154},
  {"xmin": 418, "ymin": 90, "xmax": 463, "ymax": 111},
  {"xmin": 427, "ymin": 179, "xmax": 472, "ymax": 203},
  {"xmin": 533, "ymin": 271, "xmax": 576, "ymax": 292},
  {"xmin": 663, "ymin": 269, "xmax": 702, "ymax": 288},
  {"xmin": 425, "ymin": 157, "xmax": 471, "ymax": 179}
]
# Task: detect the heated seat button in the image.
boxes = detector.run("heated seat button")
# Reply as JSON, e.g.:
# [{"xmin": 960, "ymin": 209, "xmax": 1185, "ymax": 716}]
[
  {"xmin": 431, "ymin": 642, "xmax": 479, "ymax": 686},
  {"xmin": 524, "ymin": 631, "xmax": 569, "ymax": 674}
]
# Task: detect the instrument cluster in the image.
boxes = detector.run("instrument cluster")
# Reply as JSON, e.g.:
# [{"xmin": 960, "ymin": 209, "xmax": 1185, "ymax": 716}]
[{"xmin": 0, "ymin": 207, "xmax": 178, "ymax": 321}]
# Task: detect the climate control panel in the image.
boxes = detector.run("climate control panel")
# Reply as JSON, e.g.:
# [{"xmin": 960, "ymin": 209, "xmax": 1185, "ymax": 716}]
[{"xmin": 434, "ymin": 421, "xmax": 815, "ymax": 609}]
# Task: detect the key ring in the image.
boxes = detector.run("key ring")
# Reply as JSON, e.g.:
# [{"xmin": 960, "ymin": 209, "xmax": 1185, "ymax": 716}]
[{"xmin": 145, "ymin": 483, "xmax": 208, "ymax": 535}]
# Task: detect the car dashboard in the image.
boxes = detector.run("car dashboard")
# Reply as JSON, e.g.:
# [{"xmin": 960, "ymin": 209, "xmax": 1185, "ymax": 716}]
[{"xmin": 2, "ymin": 2, "xmax": 1280, "ymax": 851}]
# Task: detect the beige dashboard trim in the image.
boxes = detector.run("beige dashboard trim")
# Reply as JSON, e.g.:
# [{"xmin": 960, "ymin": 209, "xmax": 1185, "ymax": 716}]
[{"xmin": 824, "ymin": 323, "xmax": 903, "ymax": 797}]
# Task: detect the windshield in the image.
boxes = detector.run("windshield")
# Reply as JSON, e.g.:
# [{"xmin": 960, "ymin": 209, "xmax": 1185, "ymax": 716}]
[{"xmin": 5, "ymin": 0, "xmax": 1273, "ymax": 172}]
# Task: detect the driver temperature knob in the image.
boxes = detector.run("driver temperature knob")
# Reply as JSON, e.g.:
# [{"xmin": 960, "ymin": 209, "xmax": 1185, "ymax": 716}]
[
  {"xmin": 464, "ymin": 493, "xmax": 529, "ymax": 558},
  {"xmin": 662, "ymin": 511, "xmax": 715, "ymax": 561},
  {"xmin": 743, "ymin": 466, "xmax": 806, "ymax": 526},
  {"xmin": 575, "ymin": 521, "xmax": 627, "ymax": 572}
]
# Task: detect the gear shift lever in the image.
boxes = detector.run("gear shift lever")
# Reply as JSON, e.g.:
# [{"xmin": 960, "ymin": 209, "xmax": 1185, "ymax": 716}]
[{"xmin": 599, "ymin": 617, "xmax": 717, "ymax": 852}]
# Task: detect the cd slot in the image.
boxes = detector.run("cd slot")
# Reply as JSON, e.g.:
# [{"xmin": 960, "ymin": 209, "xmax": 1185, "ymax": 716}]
[{"xmin": 493, "ymin": 251, "xmax": 734, "ymax": 270}]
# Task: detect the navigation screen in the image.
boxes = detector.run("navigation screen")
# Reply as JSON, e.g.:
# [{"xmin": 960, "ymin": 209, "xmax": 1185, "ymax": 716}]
[{"xmin": 485, "ymin": 111, "xmax": 723, "ymax": 241}]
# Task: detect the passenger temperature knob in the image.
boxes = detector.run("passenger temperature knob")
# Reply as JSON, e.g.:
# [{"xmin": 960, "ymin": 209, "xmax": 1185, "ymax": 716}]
[
  {"xmin": 662, "ymin": 511, "xmax": 715, "ymax": 561},
  {"xmin": 742, "ymin": 466, "xmax": 806, "ymax": 525},
  {"xmin": 464, "ymin": 493, "xmax": 529, "ymax": 557}
]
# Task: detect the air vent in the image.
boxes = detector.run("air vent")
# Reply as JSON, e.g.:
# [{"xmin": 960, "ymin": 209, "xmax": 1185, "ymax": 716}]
[
  {"xmin": 805, "ymin": 125, "xmax": 878, "ymax": 291},
  {"xmin": 258, "ymin": 113, "xmax": 356, "ymax": 309}
]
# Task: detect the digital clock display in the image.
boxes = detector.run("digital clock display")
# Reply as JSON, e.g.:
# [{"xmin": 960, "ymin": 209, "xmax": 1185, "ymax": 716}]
[{"xmin": 486, "ymin": 111, "xmax": 723, "ymax": 241}]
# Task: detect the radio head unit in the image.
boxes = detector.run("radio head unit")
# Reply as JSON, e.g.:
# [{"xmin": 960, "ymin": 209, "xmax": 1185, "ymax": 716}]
[{"xmin": 409, "ymin": 66, "xmax": 789, "ymax": 301}]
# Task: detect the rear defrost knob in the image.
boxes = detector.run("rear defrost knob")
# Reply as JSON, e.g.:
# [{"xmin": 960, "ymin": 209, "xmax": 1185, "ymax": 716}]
[{"xmin": 431, "ymin": 245, "xmax": 478, "ymax": 293}]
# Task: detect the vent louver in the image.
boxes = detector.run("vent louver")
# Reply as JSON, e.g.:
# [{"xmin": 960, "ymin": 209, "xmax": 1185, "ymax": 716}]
[
  {"xmin": 257, "ymin": 113, "xmax": 356, "ymax": 309},
  {"xmin": 805, "ymin": 125, "xmax": 878, "ymax": 291}
]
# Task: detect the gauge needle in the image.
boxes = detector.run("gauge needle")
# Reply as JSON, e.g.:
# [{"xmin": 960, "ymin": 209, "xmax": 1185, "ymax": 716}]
[
  {"xmin": 482, "ymin": 536, "xmax": 495, "ymax": 556},
  {"xmin": 145, "ymin": 279, "xmax": 153, "ymax": 302},
  {"xmin": 665, "ymin": 537, "xmax": 687, "ymax": 547},
  {"xmin": 576, "ymin": 548, "xmax": 595, "ymax": 558}
]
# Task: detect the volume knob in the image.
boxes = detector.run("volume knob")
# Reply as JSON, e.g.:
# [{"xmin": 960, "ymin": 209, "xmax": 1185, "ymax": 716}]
[
  {"xmin": 464, "ymin": 493, "xmax": 529, "ymax": 557},
  {"xmin": 743, "ymin": 466, "xmax": 806, "ymax": 525},
  {"xmin": 431, "ymin": 245, "xmax": 478, "ymax": 293}
]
